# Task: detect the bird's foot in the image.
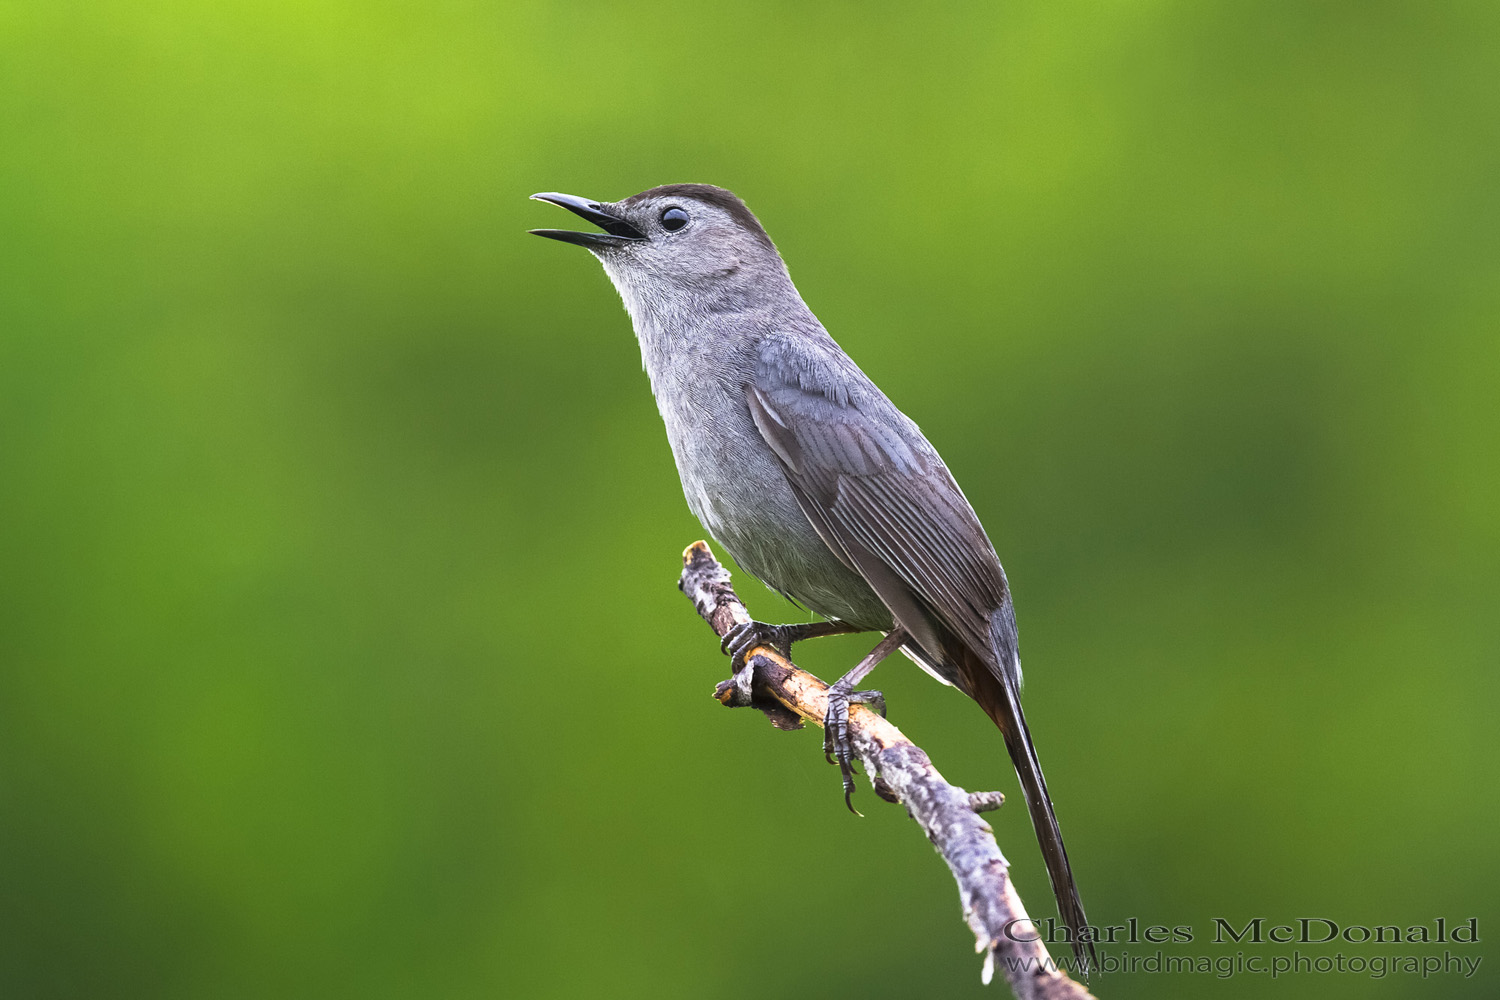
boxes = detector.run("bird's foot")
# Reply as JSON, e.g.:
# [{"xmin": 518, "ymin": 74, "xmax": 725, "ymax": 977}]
[
  {"xmin": 823, "ymin": 686, "xmax": 885, "ymax": 814},
  {"xmin": 715, "ymin": 622, "xmax": 787, "ymax": 708},
  {"xmin": 816, "ymin": 628, "xmax": 908, "ymax": 814},
  {"xmin": 719, "ymin": 621, "xmax": 791, "ymax": 707},
  {"xmin": 720, "ymin": 620, "xmax": 798, "ymax": 673}
]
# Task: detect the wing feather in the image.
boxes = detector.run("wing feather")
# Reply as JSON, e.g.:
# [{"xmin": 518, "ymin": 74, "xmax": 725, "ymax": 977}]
[
  {"xmin": 747, "ymin": 345, "xmax": 1094, "ymax": 969},
  {"xmin": 747, "ymin": 372, "xmax": 1012, "ymax": 681}
]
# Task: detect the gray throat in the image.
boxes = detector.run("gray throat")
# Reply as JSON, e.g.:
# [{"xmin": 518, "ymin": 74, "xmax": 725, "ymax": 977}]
[{"xmin": 595, "ymin": 254, "xmax": 891, "ymax": 629}]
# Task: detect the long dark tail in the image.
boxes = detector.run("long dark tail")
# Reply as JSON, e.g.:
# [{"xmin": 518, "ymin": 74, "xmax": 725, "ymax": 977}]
[{"xmin": 962, "ymin": 642, "xmax": 1097, "ymax": 974}]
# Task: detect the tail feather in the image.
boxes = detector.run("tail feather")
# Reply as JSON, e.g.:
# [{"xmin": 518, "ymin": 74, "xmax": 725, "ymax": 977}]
[{"xmin": 962, "ymin": 643, "xmax": 1096, "ymax": 974}]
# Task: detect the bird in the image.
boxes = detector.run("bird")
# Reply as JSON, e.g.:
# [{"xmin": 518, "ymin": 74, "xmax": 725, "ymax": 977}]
[{"xmin": 530, "ymin": 183, "xmax": 1095, "ymax": 970}]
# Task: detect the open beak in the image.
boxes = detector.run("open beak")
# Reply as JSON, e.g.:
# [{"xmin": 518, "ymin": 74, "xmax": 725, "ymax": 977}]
[{"xmin": 528, "ymin": 192, "xmax": 646, "ymax": 248}]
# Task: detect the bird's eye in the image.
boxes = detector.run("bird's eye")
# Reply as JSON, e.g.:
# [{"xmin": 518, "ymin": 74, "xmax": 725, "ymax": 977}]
[{"xmin": 660, "ymin": 207, "xmax": 690, "ymax": 232}]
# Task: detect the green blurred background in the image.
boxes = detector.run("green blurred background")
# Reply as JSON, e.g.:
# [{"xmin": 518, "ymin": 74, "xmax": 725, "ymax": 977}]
[{"xmin": 2, "ymin": 1, "xmax": 1496, "ymax": 997}]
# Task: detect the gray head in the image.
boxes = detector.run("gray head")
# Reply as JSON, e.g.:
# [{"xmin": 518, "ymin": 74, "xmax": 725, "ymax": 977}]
[{"xmin": 529, "ymin": 184, "xmax": 800, "ymax": 331}]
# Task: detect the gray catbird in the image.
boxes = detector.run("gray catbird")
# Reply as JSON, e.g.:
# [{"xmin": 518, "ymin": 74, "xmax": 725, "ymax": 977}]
[{"xmin": 531, "ymin": 184, "xmax": 1094, "ymax": 969}]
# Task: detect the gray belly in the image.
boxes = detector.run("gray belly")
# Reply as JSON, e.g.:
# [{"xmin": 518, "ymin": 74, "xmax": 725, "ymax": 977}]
[{"xmin": 657, "ymin": 387, "xmax": 892, "ymax": 629}]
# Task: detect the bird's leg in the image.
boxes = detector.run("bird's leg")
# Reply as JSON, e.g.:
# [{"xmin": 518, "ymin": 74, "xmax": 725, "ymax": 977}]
[
  {"xmin": 720, "ymin": 619, "xmax": 867, "ymax": 673},
  {"xmin": 824, "ymin": 627, "xmax": 909, "ymax": 813}
]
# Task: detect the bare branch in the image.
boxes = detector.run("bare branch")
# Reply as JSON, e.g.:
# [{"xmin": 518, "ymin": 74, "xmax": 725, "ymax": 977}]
[{"xmin": 677, "ymin": 541, "xmax": 1096, "ymax": 1000}]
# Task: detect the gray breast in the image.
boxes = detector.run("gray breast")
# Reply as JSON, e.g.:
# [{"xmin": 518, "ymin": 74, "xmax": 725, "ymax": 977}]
[{"xmin": 651, "ymin": 363, "xmax": 891, "ymax": 629}]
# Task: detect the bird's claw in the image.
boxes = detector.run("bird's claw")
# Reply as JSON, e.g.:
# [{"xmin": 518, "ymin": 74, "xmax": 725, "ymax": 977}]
[
  {"xmin": 823, "ymin": 687, "xmax": 884, "ymax": 813},
  {"xmin": 720, "ymin": 620, "xmax": 791, "ymax": 673},
  {"xmin": 719, "ymin": 621, "xmax": 790, "ymax": 708}
]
